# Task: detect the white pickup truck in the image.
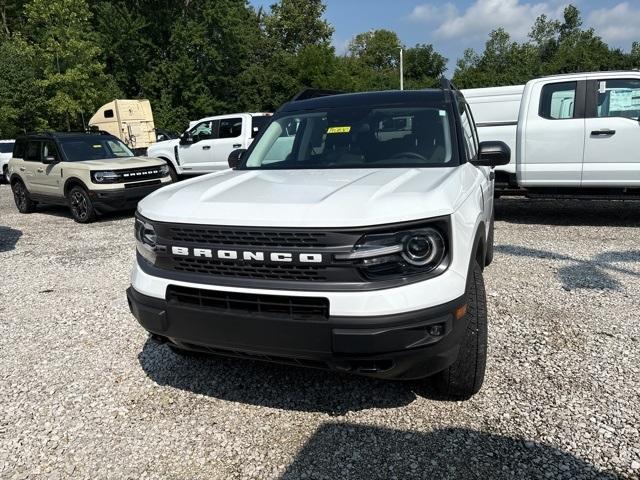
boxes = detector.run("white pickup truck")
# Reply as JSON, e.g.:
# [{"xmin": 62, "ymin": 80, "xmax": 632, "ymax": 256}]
[
  {"xmin": 147, "ymin": 113, "xmax": 271, "ymax": 179},
  {"xmin": 464, "ymin": 71, "xmax": 640, "ymax": 197}
]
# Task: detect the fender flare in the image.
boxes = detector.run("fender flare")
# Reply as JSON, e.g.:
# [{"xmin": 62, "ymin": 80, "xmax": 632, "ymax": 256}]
[
  {"xmin": 465, "ymin": 221, "xmax": 487, "ymax": 287},
  {"xmin": 63, "ymin": 177, "xmax": 91, "ymax": 196}
]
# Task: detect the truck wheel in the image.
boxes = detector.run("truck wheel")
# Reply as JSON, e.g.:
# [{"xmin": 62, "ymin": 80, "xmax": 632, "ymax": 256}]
[
  {"xmin": 11, "ymin": 180, "xmax": 37, "ymax": 213},
  {"xmin": 485, "ymin": 212, "xmax": 495, "ymax": 267},
  {"xmin": 429, "ymin": 260, "xmax": 487, "ymax": 400},
  {"xmin": 164, "ymin": 161, "xmax": 178, "ymax": 182},
  {"xmin": 68, "ymin": 186, "xmax": 96, "ymax": 223}
]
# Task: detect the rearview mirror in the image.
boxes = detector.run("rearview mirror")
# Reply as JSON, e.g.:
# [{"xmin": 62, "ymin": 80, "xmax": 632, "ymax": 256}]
[
  {"xmin": 228, "ymin": 149, "xmax": 247, "ymax": 168},
  {"xmin": 472, "ymin": 141, "xmax": 511, "ymax": 167},
  {"xmin": 42, "ymin": 155, "xmax": 57, "ymax": 165}
]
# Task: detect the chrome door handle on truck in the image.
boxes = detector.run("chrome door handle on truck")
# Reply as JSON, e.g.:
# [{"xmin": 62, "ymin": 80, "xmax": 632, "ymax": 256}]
[{"xmin": 202, "ymin": 146, "xmax": 211, "ymax": 150}]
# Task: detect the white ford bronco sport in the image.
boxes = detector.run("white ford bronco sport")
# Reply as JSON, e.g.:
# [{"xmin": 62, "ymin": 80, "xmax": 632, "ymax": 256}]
[
  {"xmin": 127, "ymin": 83, "xmax": 510, "ymax": 399},
  {"xmin": 8, "ymin": 131, "xmax": 172, "ymax": 223}
]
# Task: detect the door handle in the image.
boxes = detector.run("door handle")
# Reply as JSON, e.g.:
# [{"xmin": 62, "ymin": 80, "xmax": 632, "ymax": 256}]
[
  {"xmin": 202, "ymin": 146, "xmax": 211, "ymax": 150},
  {"xmin": 19, "ymin": 167, "xmax": 26, "ymax": 171},
  {"xmin": 37, "ymin": 168, "xmax": 44, "ymax": 173},
  {"xmin": 233, "ymin": 144, "xmax": 242, "ymax": 148},
  {"xmin": 591, "ymin": 129, "xmax": 616, "ymax": 136}
]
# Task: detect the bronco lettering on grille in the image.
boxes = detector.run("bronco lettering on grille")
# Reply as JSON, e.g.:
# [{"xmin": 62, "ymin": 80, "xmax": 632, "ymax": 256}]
[{"xmin": 171, "ymin": 246, "xmax": 323, "ymax": 263}]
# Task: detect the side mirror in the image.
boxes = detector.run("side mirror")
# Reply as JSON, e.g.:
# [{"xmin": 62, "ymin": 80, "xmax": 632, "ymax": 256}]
[
  {"xmin": 180, "ymin": 134, "xmax": 195, "ymax": 145},
  {"xmin": 228, "ymin": 149, "xmax": 246, "ymax": 168},
  {"xmin": 42, "ymin": 155, "xmax": 57, "ymax": 165},
  {"xmin": 473, "ymin": 141, "xmax": 511, "ymax": 167}
]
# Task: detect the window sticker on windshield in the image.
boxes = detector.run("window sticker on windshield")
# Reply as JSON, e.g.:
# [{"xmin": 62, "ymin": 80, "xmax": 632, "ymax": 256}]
[
  {"xmin": 439, "ymin": 110, "xmax": 446, "ymax": 117},
  {"xmin": 327, "ymin": 126, "xmax": 351, "ymax": 134}
]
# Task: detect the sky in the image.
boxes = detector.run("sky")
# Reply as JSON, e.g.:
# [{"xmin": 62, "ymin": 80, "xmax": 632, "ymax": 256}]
[{"xmin": 248, "ymin": 0, "xmax": 640, "ymax": 72}]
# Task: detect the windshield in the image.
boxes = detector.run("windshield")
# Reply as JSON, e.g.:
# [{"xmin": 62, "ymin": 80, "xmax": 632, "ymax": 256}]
[
  {"xmin": 0, "ymin": 142, "xmax": 14, "ymax": 154},
  {"xmin": 59, "ymin": 137, "xmax": 135, "ymax": 162},
  {"xmin": 242, "ymin": 106, "xmax": 456, "ymax": 169}
]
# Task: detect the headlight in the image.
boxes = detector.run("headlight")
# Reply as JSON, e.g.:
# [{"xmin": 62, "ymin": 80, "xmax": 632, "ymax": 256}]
[
  {"xmin": 135, "ymin": 214, "xmax": 160, "ymax": 263},
  {"xmin": 91, "ymin": 170, "xmax": 120, "ymax": 184},
  {"xmin": 335, "ymin": 224, "xmax": 449, "ymax": 280}
]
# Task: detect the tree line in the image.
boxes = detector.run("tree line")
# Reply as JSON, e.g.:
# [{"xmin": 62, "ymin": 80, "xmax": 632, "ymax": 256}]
[{"xmin": 0, "ymin": 1, "xmax": 637, "ymax": 137}]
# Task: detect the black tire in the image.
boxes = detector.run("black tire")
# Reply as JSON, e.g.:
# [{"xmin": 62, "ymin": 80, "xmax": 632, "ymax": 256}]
[
  {"xmin": 2, "ymin": 165, "xmax": 9, "ymax": 184},
  {"xmin": 11, "ymin": 180, "xmax": 37, "ymax": 213},
  {"xmin": 164, "ymin": 160, "xmax": 178, "ymax": 182},
  {"xmin": 485, "ymin": 211, "xmax": 495, "ymax": 267},
  {"xmin": 68, "ymin": 186, "xmax": 96, "ymax": 223},
  {"xmin": 429, "ymin": 261, "xmax": 488, "ymax": 400}
]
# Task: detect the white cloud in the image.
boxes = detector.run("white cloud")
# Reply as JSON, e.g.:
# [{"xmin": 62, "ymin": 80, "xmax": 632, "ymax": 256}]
[
  {"xmin": 587, "ymin": 2, "xmax": 640, "ymax": 44},
  {"xmin": 409, "ymin": 0, "xmax": 568, "ymax": 42}
]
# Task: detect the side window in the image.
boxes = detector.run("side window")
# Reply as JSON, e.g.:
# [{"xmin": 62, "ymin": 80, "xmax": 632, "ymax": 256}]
[
  {"xmin": 219, "ymin": 118, "xmax": 242, "ymax": 139},
  {"xmin": 251, "ymin": 116, "xmax": 269, "ymax": 138},
  {"xmin": 104, "ymin": 109, "xmax": 114, "ymax": 119},
  {"xmin": 13, "ymin": 140, "xmax": 26, "ymax": 158},
  {"xmin": 593, "ymin": 78, "xmax": 640, "ymax": 120},
  {"xmin": 24, "ymin": 141, "xmax": 41, "ymax": 162},
  {"xmin": 460, "ymin": 104, "xmax": 478, "ymax": 160},
  {"xmin": 188, "ymin": 121, "xmax": 215, "ymax": 141},
  {"xmin": 42, "ymin": 141, "xmax": 59, "ymax": 161},
  {"xmin": 539, "ymin": 82, "xmax": 577, "ymax": 119}
]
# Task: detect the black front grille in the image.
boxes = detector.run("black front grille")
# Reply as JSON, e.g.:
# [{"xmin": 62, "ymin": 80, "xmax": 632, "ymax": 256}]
[
  {"xmin": 167, "ymin": 285, "xmax": 330, "ymax": 320},
  {"xmin": 117, "ymin": 167, "xmax": 165, "ymax": 183},
  {"xmin": 167, "ymin": 226, "xmax": 330, "ymax": 248},
  {"xmin": 172, "ymin": 257, "xmax": 328, "ymax": 281}
]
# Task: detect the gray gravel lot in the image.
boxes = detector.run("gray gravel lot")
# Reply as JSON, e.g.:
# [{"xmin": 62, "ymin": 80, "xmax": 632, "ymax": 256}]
[{"xmin": 0, "ymin": 184, "xmax": 639, "ymax": 479}]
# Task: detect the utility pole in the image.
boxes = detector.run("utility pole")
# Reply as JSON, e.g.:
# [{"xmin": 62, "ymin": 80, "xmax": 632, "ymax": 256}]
[{"xmin": 399, "ymin": 48, "xmax": 404, "ymax": 91}]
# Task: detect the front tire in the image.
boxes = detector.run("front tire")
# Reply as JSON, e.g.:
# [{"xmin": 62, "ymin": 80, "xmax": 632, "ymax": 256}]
[
  {"xmin": 428, "ymin": 261, "xmax": 488, "ymax": 400},
  {"xmin": 68, "ymin": 186, "xmax": 96, "ymax": 223},
  {"xmin": 11, "ymin": 180, "xmax": 37, "ymax": 213}
]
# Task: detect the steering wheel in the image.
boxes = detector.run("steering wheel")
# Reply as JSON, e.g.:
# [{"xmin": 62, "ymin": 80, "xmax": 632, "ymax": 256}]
[{"xmin": 390, "ymin": 151, "xmax": 427, "ymax": 161}]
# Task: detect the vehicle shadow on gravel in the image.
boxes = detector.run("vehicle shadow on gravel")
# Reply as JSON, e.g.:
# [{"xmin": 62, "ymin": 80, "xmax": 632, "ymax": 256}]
[
  {"xmin": 29, "ymin": 204, "xmax": 135, "ymax": 223},
  {"xmin": 139, "ymin": 340, "xmax": 421, "ymax": 415},
  {"xmin": 495, "ymin": 198, "xmax": 640, "ymax": 227},
  {"xmin": 0, "ymin": 226, "xmax": 21, "ymax": 252},
  {"xmin": 495, "ymin": 244, "xmax": 640, "ymax": 291},
  {"xmin": 280, "ymin": 423, "xmax": 618, "ymax": 480}
]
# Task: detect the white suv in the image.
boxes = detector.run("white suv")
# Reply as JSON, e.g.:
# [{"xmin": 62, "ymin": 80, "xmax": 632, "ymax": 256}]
[{"xmin": 127, "ymin": 85, "xmax": 510, "ymax": 400}]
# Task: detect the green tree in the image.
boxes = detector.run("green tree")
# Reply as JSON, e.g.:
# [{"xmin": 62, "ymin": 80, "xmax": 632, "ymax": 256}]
[
  {"xmin": 25, "ymin": 0, "xmax": 119, "ymax": 130},
  {"xmin": 264, "ymin": 0, "xmax": 333, "ymax": 53},
  {"xmin": 0, "ymin": 35, "xmax": 48, "ymax": 136}
]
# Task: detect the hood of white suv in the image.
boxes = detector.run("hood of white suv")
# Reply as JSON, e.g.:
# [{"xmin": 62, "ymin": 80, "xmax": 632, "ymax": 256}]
[
  {"xmin": 69, "ymin": 156, "xmax": 166, "ymax": 169},
  {"xmin": 139, "ymin": 166, "xmax": 479, "ymax": 227}
]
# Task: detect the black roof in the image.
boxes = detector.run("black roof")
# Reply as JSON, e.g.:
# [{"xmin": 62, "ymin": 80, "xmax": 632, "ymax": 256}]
[
  {"xmin": 280, "ymin": 89, "xmax": 450, "ymax": 112},
  {"xmin": 16, "ymin": 131, "xmax": 115, "ymax": 141}
]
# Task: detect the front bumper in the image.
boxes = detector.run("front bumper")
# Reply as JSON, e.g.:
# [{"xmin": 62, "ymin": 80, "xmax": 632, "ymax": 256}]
[
  {"xmin": 127, "ymin": 286, "xmax": 469, "ymax": 380},
  {"xmin": 90, "ymin": 180, "xmax": 171, "ymax": 212}
]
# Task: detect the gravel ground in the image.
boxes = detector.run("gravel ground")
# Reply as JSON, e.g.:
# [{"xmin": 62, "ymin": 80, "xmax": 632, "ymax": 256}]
[{"xmin": 0, "ymin": 184, "xmax": 639, "ymax": 480}]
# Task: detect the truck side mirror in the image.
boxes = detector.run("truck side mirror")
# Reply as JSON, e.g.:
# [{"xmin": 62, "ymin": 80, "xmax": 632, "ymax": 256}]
[
  {"xmin": 228, "ymin": 149, "xmax": 246, "ymax": 168},
  {"xmin": 180, "ymin": 134, "xmax": 195, "ymax": 145},
  {"xmin": 473, "ymin": 141, "xmax": 511, "ymax": 167}
]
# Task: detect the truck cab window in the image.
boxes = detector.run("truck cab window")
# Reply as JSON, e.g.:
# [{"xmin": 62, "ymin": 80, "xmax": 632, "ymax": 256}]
[
  {"xmin": 189, "ymin": 121, "xmax": 215, "ymax": 141},
  {"xmin": 539, "ymin": 82, "xmax": 577, "ymax": 119},
  {"xmin": 219, "ymin": 118, "xmax": 242, "ymax": 139},
  {"xmin": 594, "ymin": 79, "xmax": 640, "ymax": 120}
]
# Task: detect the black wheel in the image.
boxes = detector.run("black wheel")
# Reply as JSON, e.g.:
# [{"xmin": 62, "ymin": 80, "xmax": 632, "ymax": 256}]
[
  {"xmin": 68, "ymin": 186, "xmax": 96, "ymax": 223},
  {"xmin": 11, "ymin": 180, "xmax": 37, "ymax": 213},
  {"xmin": 485, "ymin": 211, "xmax": 495, "ymax": 267},
  {"xmin": 164, "ymin": 160, "xmax": 178, "ymax": 182},
  {"xmin": 428, "ymin": 261, "xmax": 488, "ymax": 400}
]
